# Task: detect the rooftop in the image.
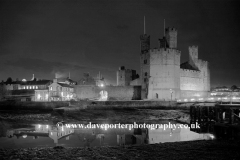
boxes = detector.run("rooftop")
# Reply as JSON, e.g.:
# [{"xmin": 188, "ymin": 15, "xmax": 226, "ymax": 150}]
[
  {"xmin": 2, "ymin": 80, "xmax": 52, "ymax": 85},
  {"xmin": 57, "ymin": 83, "xmax": 73, "ymax": 88},
  {"xmin": 180, "ymin": 61, "xmax": 199, "ymax": 71}
]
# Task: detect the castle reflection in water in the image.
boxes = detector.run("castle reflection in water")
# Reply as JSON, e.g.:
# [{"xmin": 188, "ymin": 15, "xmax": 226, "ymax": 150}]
[{"xmin": 1, "ymin": 122, "xmax": 214, "ymax": 148}]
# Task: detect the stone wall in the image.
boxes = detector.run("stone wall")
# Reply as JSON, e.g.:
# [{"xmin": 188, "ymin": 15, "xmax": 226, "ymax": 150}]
[
  {"xmin": 180, "ymin": 69, "xmax": 203, "ymax": 91},
  {"xmin": 148, "ymin": 48, "xmax": 181, "ymax": 100},
  {"xmin": 74, "ymin": 85, "xmax": 98, "ymax": 100},
  {"xmin": 74, "ymin": 85, "xmax": 141, "ymax": 100},
  {"xmin": 180, "ymin": 90, "xmax": 209, "ymax": 99},
  {"xmin": 130, "ymin": 78, "xmax": 141, "ymax": 86}
]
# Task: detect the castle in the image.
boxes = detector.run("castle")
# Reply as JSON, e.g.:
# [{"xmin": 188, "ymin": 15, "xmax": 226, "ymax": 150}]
[{"xmin": 139, "ymin": 26, "xmax": 210, "ymax": 100}]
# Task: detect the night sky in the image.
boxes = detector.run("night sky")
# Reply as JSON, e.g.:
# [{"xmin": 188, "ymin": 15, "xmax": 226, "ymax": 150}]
[{"xmin": 1, "ymin": 0, "xmax": 240, "ymax": 87}]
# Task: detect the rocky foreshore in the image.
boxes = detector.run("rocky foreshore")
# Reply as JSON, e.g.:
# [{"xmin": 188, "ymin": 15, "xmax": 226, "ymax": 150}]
[
  {"xmin": 1, "ymin": 140, "xmax": 239, "ymax": 160},
  {"xmin": 0, "ymin": 109, "xmax": 190, "ymax": 124}
]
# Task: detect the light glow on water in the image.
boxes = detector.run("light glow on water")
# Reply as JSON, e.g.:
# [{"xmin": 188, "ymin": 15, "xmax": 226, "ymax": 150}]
[{"xmin": 0, "ymin": 122, "xmax": 216, "ymax": 148}]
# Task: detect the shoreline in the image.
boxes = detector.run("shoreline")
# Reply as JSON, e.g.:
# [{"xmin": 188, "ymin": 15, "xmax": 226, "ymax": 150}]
[
  {"xmin": 1, "ymin": 140, "xmax": 239, "ymax": 160},
  {"xmin": 0, "ymin": 108, "xmax": 190, "ymax": 124}
]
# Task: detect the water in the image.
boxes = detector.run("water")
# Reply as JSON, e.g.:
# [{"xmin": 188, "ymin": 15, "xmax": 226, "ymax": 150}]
[{"xmin": 0, "ymin": 120, "xmax": 214, "ymax": 149}]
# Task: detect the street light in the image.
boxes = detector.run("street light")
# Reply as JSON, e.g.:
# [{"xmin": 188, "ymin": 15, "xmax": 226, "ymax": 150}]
[
  {"xmin": 230, "ymin": 89, "xmax": 234, "ymax": 104},
  {"xmin": 170, "ymin": 89, "xmax": 173, "ymax": 101}
]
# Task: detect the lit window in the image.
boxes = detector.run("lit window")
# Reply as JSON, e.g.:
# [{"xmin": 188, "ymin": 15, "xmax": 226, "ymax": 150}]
[
  {"xmin": 30, "ymin": 86, "xmax": 32, "ymax": 89},
  {"xmin": 23, "ymin": 86, "xmax": 25, "ymax": 89},
  {"xmin": 26, "ymin": 86, "xmax": 28, "ymax": 89},
  {"xmin": 50, "ymin": 87, "xmax": 52, "ymax": 91},
  {"xmin": 33, "ymin": 86, "xmax": 35, "ymax": 89},
  {"xmin": 36, "ymin": 86, "xmax": 38, "ymax": 89}
]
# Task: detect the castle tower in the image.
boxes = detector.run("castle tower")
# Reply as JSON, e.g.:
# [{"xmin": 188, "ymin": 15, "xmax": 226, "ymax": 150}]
[
  {"xmin": 116, "ymin": 66, "xmax": 137, "ymax": 86},
  {"xmin": 187, "ymin": 45, "xmax": 210, "ymax": 93},
  {"xmin": 147, "ymin": 24, "xmax": 181, "ymax": 100},
  {"xmin": 189, "ymin": 46, "xmax": 198, "ymax": 61},
  {"xmin": 159, "ymin": 19, "xmax": 167, "ymax": 49},
  {"xmin": 140, "ymin": 16, "xmax": 150, "ymax": 54},
  {"xmin": 165, "ymin": 27, "xmax": 177, "ymax": 49},
  {"xmin": 188, "ymin": 46, "xmax": 199, "ymax": 70},
  {"xmin": 140, "ymin": 34, "xmax": 150, "ymax": 54},
  {"xmin": 140, "ymin": 17, "xmax": 150, "ymax": 99}
]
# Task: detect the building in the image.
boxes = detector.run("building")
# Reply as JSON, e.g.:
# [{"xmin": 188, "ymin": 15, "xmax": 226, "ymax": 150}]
[
  {"xmin": 140, "ymin": 26, "xmax": 210, "ymax": 100},
  {"xmin": 0, "ymin": 75, "xmax": 51, "ymax": 91},
  {"xmin": 209, "ymin": 86, "xmax": 240, "ymax": 102},
  {"xmin": 0, "ymin": 75, "xmax": 52, "ymax": 101},
  {"xmin": 21, "ymin": 79, "xmax": 52, "ymax": 90},
  {"xmin": 56, "ymin": 77, "xmax": 77, "ymax": 85},
  {"xmin": 35, "ymin": 78, "xmax": 74, "ymax": 101}
]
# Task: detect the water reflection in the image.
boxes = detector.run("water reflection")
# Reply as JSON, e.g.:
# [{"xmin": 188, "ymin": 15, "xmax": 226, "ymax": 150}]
[
  {"xmin": 0, "ymin": 121, "xmax": 213, "ymax": 149},
  {"xmin": 190, "ymin": 120, "xmax": 240, "ymax": 140}
]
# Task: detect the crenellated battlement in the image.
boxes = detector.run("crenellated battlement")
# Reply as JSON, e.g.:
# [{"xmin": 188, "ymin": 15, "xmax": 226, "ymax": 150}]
[
  {"xmin": 140, "ymin": 34, "xmax": 150, "ymax": 39},
  {"xmin": 180, "ymin": 68, "xmax": 201, "ymax": 78},
  {"xmin": 189, "ymin": 45, "xmax": 198, "ymax": 50},
  {"xmin": 181, "ymin": 68, "xmax": 201, "ymax": 73},
  {"xmin": 149, "ymin": 48, "xmax": 163, "ymax": 53},
  {"xmin": 198, "ymin": 59, "xmax": 208, "ymax": 66},
  {"xmin": 167, "ymin": 48, "xmax": 181, "ymax": 55},
  {"xmin": 166, "ymin": 27, "xmax": 177, "ymax": 33},
  {"xmin": 149, "ymin": 48, "xmax": 181, "ymax": 54}
]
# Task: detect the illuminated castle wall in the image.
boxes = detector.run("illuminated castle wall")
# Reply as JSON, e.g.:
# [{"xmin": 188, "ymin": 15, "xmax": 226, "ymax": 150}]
[
  {"xmin": 116, "ymin": 66, "xmax": 138, "ymax": 86},
  {"xmin": 140, "ymin": 27, "xmax": 210, "ymax": 100}
]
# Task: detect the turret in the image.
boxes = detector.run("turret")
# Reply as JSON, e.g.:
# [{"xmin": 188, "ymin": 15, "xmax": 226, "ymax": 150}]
[
  {"xmin": 189, "ymin": 46, "xmax": 198, "ymax": 60},
  {"xmin": 140, "ymin": 34, "xmax": 150, "ymax": 54},
  {"xmin": 140, "ymin": 16, "xmax": 150, "ymax": 54},
  {"xmin": 165, "ymin": 27, "xmax": 177, "ymax": 49}
]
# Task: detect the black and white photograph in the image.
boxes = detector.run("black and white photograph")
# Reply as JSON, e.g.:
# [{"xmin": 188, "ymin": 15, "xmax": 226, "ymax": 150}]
[{"xmin": 0, "ymin": 0, "xmax": 240, "ymax": 159}]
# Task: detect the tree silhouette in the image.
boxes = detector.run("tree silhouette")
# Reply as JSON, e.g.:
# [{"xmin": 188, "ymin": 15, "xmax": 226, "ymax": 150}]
[
  {"xmin": 231, "ymin": 85, "xmax": 238, "ymax": 91},
  {"xmin": 6, "ymin": 77, "xmax": 12, "ymax": 84}
]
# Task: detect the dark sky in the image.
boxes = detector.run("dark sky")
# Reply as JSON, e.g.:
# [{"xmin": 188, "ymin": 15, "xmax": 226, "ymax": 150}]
[{"xmin": 1, "ymin": 0, "xmax": 240, "ymax": 87}]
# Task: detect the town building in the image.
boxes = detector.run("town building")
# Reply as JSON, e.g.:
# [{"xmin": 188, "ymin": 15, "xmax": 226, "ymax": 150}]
[
  {"xmin": 208, "ymin": 86, "xmax": 240, "ymax": 102},
  {"xmin": 0, "ymin": 75, "xmax": 52, "ymax": 101},
  {"xmin": 56, "ymin": 77, "xmax": 77, "ymax": 85},
  {"xmin": 35, "ymin": 78, "xmax": 74, "ymax": 101}
]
